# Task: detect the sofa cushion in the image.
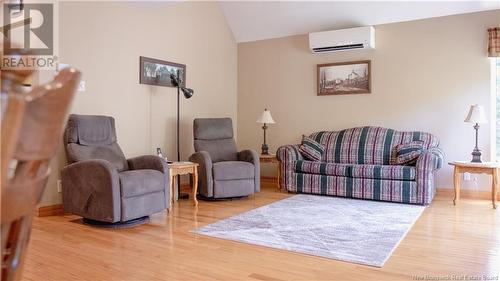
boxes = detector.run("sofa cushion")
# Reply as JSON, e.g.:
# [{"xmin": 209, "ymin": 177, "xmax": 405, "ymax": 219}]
[
  {"xmin": 289, "ymin": 173, "xmax": 418, "ymax": 204},
  {"xmin": 392, "ymin": 141, "xmax": 424, "ymax": 165},
  {"xmin": 294, "ymin": 160, "xmax": 416, "ymax": 181},
  {"xmin": 307, "ymin": 127, "xmax": 439, "ymax": 165},
  {"xmin": 213, "ymin": 161, "xmax": 254, "ymax": 180},
  {"xmin": 119, "ymin": 169, "xmax": 165, "ymax": 198},
  {"xmin": 299, "ymin": 135, "xmax": 325, "ymax": 161}
]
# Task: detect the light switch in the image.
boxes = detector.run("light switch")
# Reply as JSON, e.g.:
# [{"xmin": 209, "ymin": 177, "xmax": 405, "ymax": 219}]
[{"xmin": 77, "ymin": 80, "xmax": 86, "ymax": 92}]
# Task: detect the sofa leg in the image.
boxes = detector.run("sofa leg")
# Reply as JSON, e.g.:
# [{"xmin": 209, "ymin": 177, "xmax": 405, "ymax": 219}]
[{"xmin": 82, "ymin": 216, "xmax": 150, "ymax": 229}]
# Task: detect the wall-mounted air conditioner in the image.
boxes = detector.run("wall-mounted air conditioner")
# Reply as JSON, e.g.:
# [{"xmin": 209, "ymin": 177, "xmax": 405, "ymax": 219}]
[{"xmin": 309, "ymin": 26, "xmax": 375, "ymax": 53}]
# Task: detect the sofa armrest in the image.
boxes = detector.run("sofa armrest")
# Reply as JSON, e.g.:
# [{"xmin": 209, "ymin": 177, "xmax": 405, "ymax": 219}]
[
  {"xmin": 127, "ymin": 155, "xmax": 169, "ymax": 176},
  {"xmin": 415, "ymin": 147, "xmax": 445, "ymax": 205},
  {"xmin": 416, "ymin": 147, "xmax": 445, "ymax": 171},
  {"xmin": 276, "ymin": 144, "xmax": 303, "ymax": 162},
  {"xmin": 276, "ymin": 145, "xmax": 302, "ymax": 192},
  {"xmin": 61, "ymin": 159, "xmax": 121, "ymax": 222},
  {"xmin": 238, "ymin": 149, "xmax": 260, "ymax": 192},
  {"xmin": 189, "ymin": 151, "xmax": 214, "ymax": 198}
]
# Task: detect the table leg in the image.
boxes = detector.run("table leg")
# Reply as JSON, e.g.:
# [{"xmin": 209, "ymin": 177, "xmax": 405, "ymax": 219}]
[
  {"xmin": 192, "ymin": 169, "xmax": 198, "ymax": 206},
  {"xmin": 493, "ymin": 168, "xmax": 498, "ymax": 209},
  {"xmin": 173, "ymin": 175, "xmax": 178, "ymax": 202},
  {"xmin": 453, "ymin": 166, "xmax": 460, "ymax": 205},
  {"xmin": 169, "ymin": 173, "xmax": 174, "ymax": 209},
  {"xmin": 277, "ymin": 163, "xmax": 281, "ymax": 190}
]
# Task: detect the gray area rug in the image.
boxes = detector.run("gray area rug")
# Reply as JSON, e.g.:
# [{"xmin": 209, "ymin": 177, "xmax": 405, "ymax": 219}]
[{"xmin": 193, "ymin": 194, "xmax": 425, "ymax": 267}]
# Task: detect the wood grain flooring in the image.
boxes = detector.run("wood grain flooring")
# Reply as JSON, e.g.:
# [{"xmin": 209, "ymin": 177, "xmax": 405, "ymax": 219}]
[{"xmin": 22, "ymin": 184, "xmax": 500, "ymax": 281}]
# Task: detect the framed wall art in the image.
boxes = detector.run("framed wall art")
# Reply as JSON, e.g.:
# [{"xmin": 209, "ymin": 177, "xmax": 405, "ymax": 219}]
[
  {"xmin": 140, "ymin": 56, "xmax": 186, "ymax": 87},
  {"xmin": 317, "ymin": 60, "xmax": 371, "ymax": 95}
]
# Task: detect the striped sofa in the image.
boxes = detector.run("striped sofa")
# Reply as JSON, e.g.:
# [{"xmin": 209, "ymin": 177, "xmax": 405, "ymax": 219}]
[{"xmin": 276, "ymin": 127, "xmax": 444, "ymax": 205}]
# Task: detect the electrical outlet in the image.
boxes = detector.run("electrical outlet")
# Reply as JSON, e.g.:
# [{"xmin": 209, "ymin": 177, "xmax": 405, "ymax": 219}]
[
  {"xmin": 57, "ymin": 180, "xmax": 62, "ymax": 193},
  {"xmin": 463, "ymin": 172, "xmax": 471, "ymax": 181},
  {"xmin": 472, "ymin": 176, "xmax": 479, "ymax": 191}
]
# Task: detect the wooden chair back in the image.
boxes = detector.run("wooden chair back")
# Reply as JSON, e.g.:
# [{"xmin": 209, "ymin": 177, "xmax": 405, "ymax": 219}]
[{"xmin": 1, "ymin": 66, "xmax": 81, "ymax": 281}]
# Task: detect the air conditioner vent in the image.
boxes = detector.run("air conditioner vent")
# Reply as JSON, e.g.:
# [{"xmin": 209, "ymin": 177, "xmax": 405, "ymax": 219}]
[{"xmin": 312, "ymin": 44, "xmax": 364, "ymax": 52}]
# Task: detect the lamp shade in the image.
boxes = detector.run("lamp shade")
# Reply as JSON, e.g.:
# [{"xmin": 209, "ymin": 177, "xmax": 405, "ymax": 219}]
[
  {"xmin": 256, "ymin": 109, "xmax": 275, "ymax": 124},
  {"xmin": 464, "ymin": 104, "xmax": 488, "ymax": 124},
  {"xmin": 181, "ymin": 87, "xmax": 194, "ymax": 99}
]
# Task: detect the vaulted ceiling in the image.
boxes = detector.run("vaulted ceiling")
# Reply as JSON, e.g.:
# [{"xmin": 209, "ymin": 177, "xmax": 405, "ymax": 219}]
[{"xmin": 219, "ymin": 1, "xmax": 500, "ymax": 43}]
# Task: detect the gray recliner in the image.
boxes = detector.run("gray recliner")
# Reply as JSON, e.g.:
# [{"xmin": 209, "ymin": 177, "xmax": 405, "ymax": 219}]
[
  {"xmin": 189, "ymin": 118, "xmax": 260, "ymax": 198},
  {"xmin": 61, "ymin": 114, "xmax": 169, "ymax": 225}
]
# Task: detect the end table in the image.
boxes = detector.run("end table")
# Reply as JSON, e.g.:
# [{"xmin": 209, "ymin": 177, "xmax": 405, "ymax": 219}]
[
  {"xmin": 259, "ymin": 154, "xmax": 281, "ymax": 190},
  {"xmin": 167, "ymin": 161, "xmax": 199, "ymax": 208},
  {"xmin": 449, "ymin": 161, "xmax": 499, "ymax": 209}
]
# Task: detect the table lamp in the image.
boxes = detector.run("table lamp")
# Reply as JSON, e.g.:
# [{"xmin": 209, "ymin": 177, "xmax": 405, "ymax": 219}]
[
  {"xmin": 464, "ymin": 104, "xmax": 487, "ymax": 163},
  {"xmin": 256, "ymin": 108, "xmax": 275, "ymax": 155}
]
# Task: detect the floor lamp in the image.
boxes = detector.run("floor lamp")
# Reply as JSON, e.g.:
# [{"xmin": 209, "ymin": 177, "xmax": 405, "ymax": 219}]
[{"xmin": 170, "ymin": 70, "xmax": 194, "ymax": 199}]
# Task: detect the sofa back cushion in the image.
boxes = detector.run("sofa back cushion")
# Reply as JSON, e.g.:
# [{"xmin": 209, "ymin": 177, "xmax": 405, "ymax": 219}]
[{"xmin": 308, "ymin": 126, "xmax": 439, "ymax": 165}]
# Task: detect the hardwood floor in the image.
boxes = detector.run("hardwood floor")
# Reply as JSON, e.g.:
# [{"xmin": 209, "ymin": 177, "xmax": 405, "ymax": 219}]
[{"xmin": 23, "ymin": 184, "xmax": 500, "ymax": 281}]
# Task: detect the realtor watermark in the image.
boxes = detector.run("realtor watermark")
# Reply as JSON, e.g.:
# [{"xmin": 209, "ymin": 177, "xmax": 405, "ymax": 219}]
[
  {"xmin": 411, "ymin": 275, "xmax": 499, "ymax": 281},
  {"xmin": 1, "ymin": 2, "xmax": 57, "ymax": 70}
]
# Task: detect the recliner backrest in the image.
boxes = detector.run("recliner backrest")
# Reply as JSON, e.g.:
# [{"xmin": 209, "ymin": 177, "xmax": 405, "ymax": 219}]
[
  {"xmin": 193, "ymin": 118, "xmax": 238, "ymax": 163},
  {"xmin": 64, "ymin": 114, "xmax": 129, "ymax": 171}
]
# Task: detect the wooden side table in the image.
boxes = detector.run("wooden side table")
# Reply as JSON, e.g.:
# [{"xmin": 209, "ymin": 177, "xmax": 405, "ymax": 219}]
[
  {"xmin": 167, "ymin": 162, "xmax": 199, "ymax": 208},
  {"xmin": 449, "ymin": 161, "xmax": 499, "ymax": 209},
  {"xmin": 259, "ymin": 154, "xmax": 281, "ymax": 190}
]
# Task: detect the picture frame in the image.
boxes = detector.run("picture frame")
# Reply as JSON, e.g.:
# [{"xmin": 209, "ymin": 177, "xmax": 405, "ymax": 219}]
[
  {"xmin": 139, "ymin": 56, "xmax": 186, "ymax": 87},
  {"xmin": 317, "ymin": 60, "xmax": 371, "ymax": 95}
]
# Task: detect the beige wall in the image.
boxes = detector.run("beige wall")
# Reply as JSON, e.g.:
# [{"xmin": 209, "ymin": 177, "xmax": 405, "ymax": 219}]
[
  {"xmin": 39, "ymin": 1, "xmax": 237, "ymax": 206},
  {"xmin": 238, "ymin": 10, "xmax": 500, "ymax": 190},
  {"xmin": 38, "ymin": 6, "xmax": 499, "ymax": 206}
]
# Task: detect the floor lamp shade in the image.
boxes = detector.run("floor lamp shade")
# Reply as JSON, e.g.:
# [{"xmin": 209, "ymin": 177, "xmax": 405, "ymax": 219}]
[{"xmin": 181, "ymin": 87, "xmax": 193, "ymax": 99}]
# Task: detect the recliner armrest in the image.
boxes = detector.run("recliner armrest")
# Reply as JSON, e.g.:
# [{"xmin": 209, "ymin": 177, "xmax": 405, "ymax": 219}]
[
  {"xmin": 238, "ymin": 149, "xmax": 260, "ymax": 192},
  {"xmin": 238, "ymin": 149, "xmax": 259, "ymax": 165},
  {"xmin": 61, "ymin": 159, "xmax": 121, "ymax": 222},
  {"xmin": 127, "ymin": 155, "xmax": 169, "ymax": 176}
]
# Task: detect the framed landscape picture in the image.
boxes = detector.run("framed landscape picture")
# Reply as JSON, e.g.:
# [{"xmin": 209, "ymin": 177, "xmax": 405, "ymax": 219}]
[
  {"xmin": 317, "ymin": 60, "xmax": 371, "ymax": 95},
  {"xmin": 140, "ymin": 56, "xmax": 186, "ymax": 87}
]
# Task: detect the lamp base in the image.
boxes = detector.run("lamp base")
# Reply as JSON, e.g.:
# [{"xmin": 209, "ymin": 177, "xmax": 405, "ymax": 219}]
[
  {"xmin": 471, "ymin": 148, "xmax": 482, "ymax": 163},
  {"xmin": 261, "ymin": 143, "xmax": 269, "ymax": 155}
]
